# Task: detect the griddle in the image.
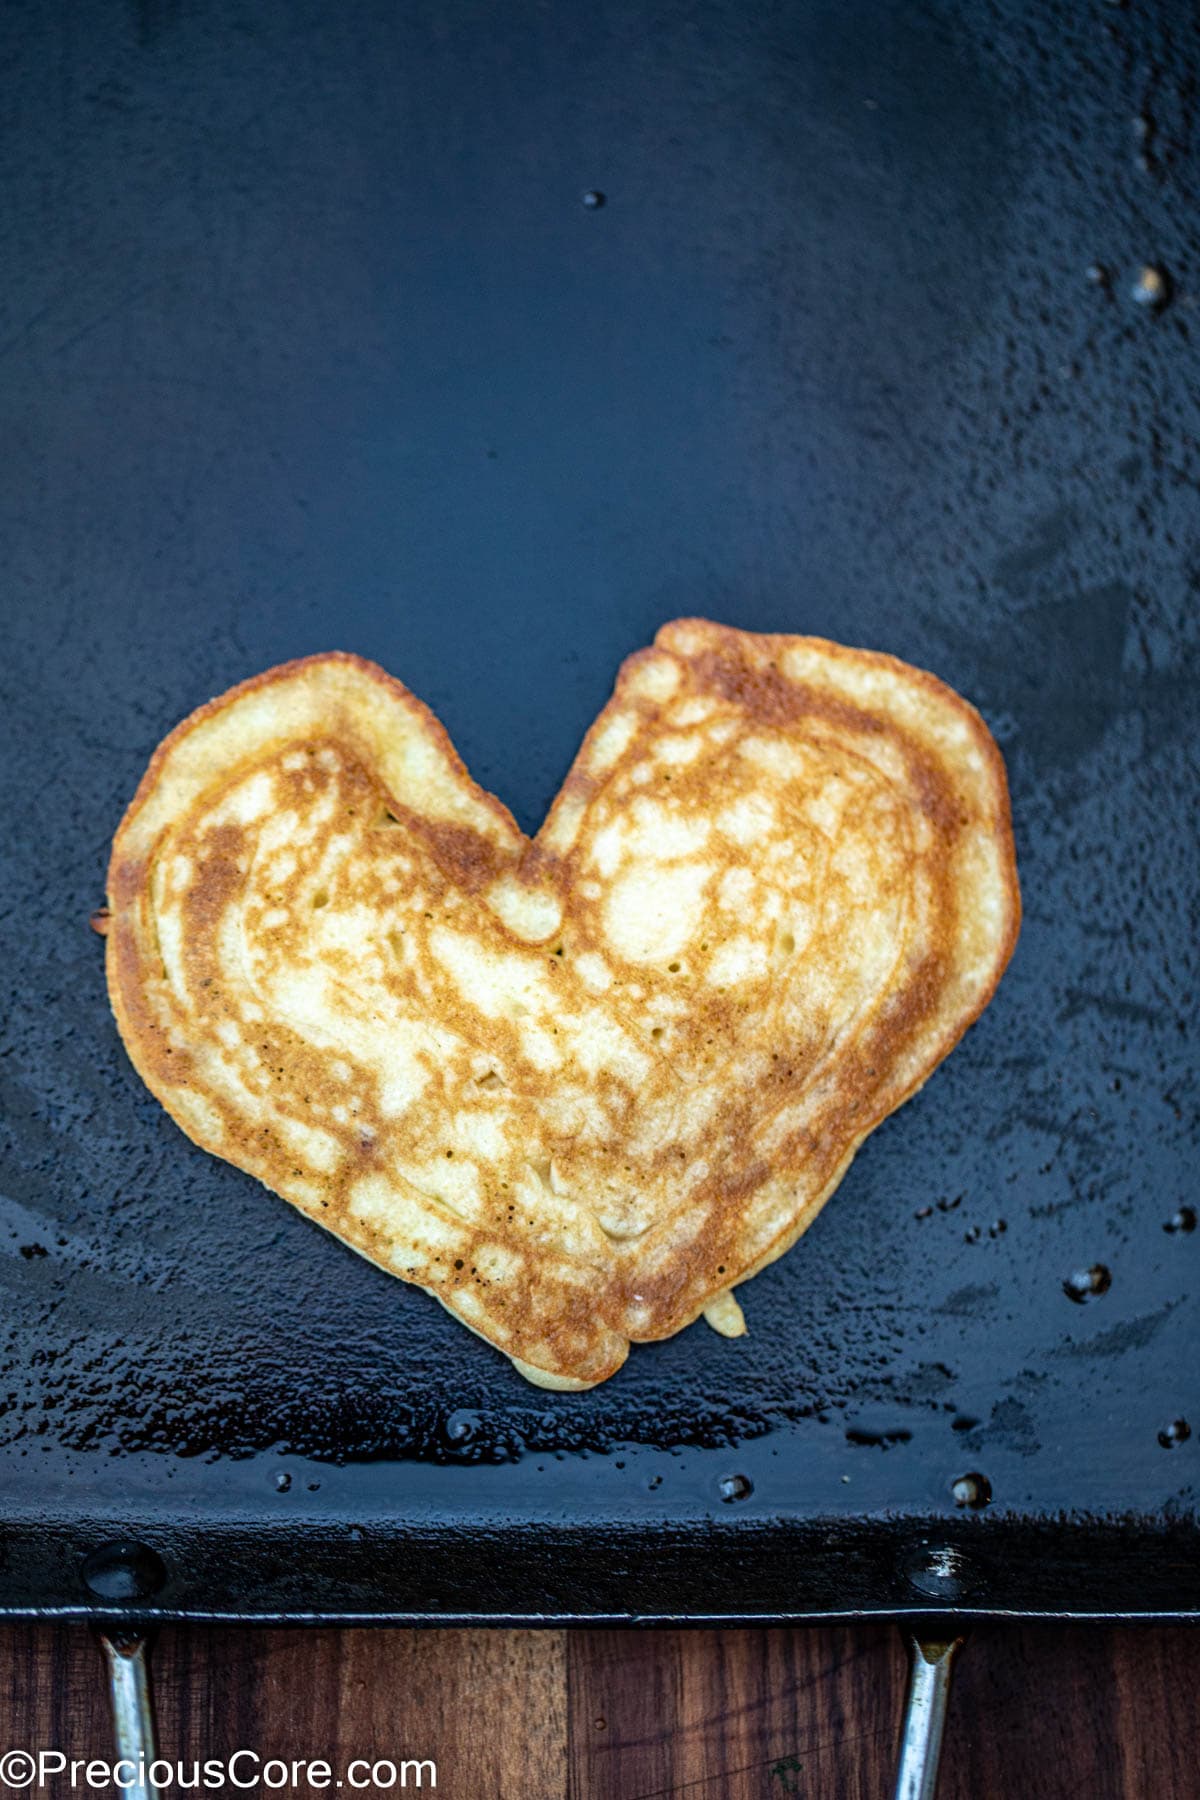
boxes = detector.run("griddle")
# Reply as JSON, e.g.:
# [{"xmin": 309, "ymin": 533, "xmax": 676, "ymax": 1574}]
[{"xmin": 0, "ymin": 0, "xmax": 1196, "ymax": 1632}]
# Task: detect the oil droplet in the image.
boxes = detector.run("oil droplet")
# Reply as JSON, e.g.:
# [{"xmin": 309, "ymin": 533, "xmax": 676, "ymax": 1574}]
[
  {"xmin": 1158, "ymin": 1419, "xmax": 1190, "ymax": 1449},
  {"xmin": 1063, "ymin": 1264, "xmax": 1111, "ymax": 1304},
  {"xmin": 274, "ymin": 1471, "xmax": 292, "ymax": 1492},
  {"xmin": 89, "ymin": 907, "xmax": 111, "ymax": 936},
  {"xmin": 1164, "ymin": 1207, "xmax": 1196, "ymax": 1235},
  {"xmin": 988, "ymin": 1220, "xmax": 1007, "ymax": 1238},
  {"xmin": 914, "ymin": 1205, "xmax": 933, "ymax": 1220},
  {"xmin": 582, "ymin": 189, "xmax": 606, "ymax": 209},
  {"xmin": 1131, "ymin": 264, "xmax": 1171, "ymax": 310},
  {"xmin": 718, "ymin": 1473, "xmax": 753, "ymax": 1502},
  {"xmin": 1085, "ymin": 262, "xmax": 1110, "ymax": 287},
  {"xmin": 937, "ymin": 1194, "xmax": 962, "ymax": 1213},
  {"xmin": 951, "ymin": 1471, "xmax": 992, "ymax": 1509},
  {"xmin": 963, "ymin": 1225, "xmax": 981, "ymax": 1244},
  {"xmin": 444, "ymin": 1408, "xmax": 479, "ymax": 1444}
]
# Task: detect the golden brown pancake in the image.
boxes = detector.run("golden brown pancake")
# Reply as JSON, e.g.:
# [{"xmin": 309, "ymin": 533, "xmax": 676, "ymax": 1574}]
[{"xmin": 106, "ymin": 620, "xmax": 1020, "ymax": 1388}]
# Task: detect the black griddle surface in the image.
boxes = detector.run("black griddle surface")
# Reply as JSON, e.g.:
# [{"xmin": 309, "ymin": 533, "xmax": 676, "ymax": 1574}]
[{"xmin": 0, "ymin": 0, "xmax": 1197, "ymax": 1619}]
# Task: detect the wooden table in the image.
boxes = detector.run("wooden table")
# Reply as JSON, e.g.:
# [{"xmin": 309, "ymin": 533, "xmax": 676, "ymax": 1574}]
[{"xmin": 2, "ymin": 1623, "xmax": 1197, "ymax": 1797}]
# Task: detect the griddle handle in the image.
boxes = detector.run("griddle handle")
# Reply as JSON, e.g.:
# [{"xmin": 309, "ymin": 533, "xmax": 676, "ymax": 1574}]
[
  {"xmin": 96, "ymin": 1631, "xmax": 160, "ymax": 1800},
  {"xmin": 891, "ymin": 1628, "xmax": 963, "ymax": 1800}
]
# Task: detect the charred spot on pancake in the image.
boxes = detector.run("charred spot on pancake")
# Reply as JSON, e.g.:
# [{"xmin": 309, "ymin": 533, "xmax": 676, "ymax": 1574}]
[{"xmin": 420, "ymin": 819, "xmax": 504, "ymax": 893}]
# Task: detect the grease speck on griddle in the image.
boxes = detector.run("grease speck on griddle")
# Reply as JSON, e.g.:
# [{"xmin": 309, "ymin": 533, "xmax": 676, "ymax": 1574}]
[
  {"xmin": 845, "ymin": 1424, "xmax": 913, "ymax": 1450},
  {"xmin": 1163, "ymin": 1207, "xmax": 1195, "ymax": 1235},
  {"xmin": 951, "ymin": 1471, "xmax": 991, "ymax": 1508},
  {"xmin": 1063, "ymin": 1264, "xmax": 1112, "ymax": 1304},
  {"xmin": 443, "ymin": 1409, "xmax": 480, "ymax": 1446},
  {"xmin": 718, "ymin": 1472, "xmax": 752, "ymax": 1502},
  {"xmin": 1158, "ymin": 1419, "xmax": 1190, "ymax": 1449},
  {"xmin": 1131, "ymin": 264, "xmax": 1171, "ymax": 309}
]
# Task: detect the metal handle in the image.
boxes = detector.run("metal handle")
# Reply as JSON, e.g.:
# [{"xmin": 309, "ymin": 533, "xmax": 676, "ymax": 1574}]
[
  {"xmin": 891, "ymin": 1629, "xmax": 963, "ymax": 1800},
  {"xmin": 96, "ymin": 1631, "xmax": 160, "ymax": 1800}
]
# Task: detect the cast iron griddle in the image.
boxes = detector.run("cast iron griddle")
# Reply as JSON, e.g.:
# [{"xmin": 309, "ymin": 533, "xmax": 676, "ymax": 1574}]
[{"xmin": 0, "ymin": 0, "xmax": 1196, "ymax": 1620}]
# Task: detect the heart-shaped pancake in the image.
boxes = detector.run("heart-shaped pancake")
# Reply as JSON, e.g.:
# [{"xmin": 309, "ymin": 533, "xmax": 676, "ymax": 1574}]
[{"xmin": 106, "ymin": 620, "xmax": 1019, "ymax": 1388}]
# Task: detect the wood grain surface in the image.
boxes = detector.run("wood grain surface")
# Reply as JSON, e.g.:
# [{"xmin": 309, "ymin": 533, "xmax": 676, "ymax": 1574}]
[{"xmin": 1, "ymin": 1623, "xmax": 1197, "ymax": 1799}]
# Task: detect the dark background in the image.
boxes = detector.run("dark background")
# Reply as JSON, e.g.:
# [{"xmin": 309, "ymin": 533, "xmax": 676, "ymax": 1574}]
[{"xmin": 0, "ymin": 0, "xmax": 1196, "ymax": 1620}]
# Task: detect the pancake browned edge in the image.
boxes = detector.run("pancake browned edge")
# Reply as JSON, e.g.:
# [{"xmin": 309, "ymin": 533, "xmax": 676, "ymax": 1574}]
[{"xmin": 106, "ymin": 620, "xmax": 1020, "ymax": 1390}]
